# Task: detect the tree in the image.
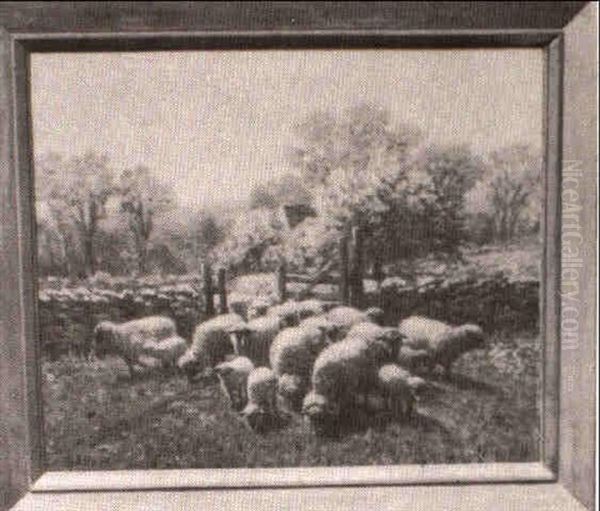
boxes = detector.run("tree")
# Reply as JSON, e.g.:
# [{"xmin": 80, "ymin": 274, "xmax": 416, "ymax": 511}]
[
  {"xmin": 485, "ymin": 145, "xmax": 541, "ymax": 243},
  {"xmin": 291, "ymin": 103, "xmax": 420, "ymax": 187},
  {"xmin": 288, "ymin": 105, "xmax": 482, "ymax": 272},
  {"xmin": 36, "ymin": 152, "xmax": 114, "ymax": 276},
  {"xmin": 249, "ymin": 172, "xmax": 313, "ymax": 210},
  {"xmin": 211, "ymin": 208, "xmax": 284, "ymax": 274},
  {"xmin": 418, "ymin": 145, "xmax": 484, "ymax": 254},
  {"xmin": 119, "ymin": 165, "xmax": 173, "ymax": 274}
]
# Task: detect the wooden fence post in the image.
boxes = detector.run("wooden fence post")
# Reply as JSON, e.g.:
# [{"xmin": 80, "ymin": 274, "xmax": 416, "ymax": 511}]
[
  {"xmin": 217, "ymin": 267, "xmax": 228, "ymax": 314},
  {"xmin": 339, "ymin": 230, "xmax": 350, "ymax": 305},
  {"xmin": 277, "ymin": 260, "xmax": 287, "ymax": 303},
  {"xmin": 203, "ymin": 262, "xmax": 215, "ymax": 317}
]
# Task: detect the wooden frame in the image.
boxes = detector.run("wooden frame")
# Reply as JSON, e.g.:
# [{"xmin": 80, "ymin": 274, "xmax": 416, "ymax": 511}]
[{"xmin": 0, "ymin": 2, "xmax": 596, "ymax": 510}]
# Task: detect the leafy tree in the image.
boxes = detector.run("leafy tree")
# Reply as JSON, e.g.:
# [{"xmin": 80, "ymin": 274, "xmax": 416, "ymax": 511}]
[
  {"xmin": 291, "ymin": 103, "xmax": 420, "ymax": 187},
  {"xmin": 418, "ymin": 145, "xmax": 484, "ymax": 253},
  {"xmin": 119, "ymin": 165, "xmax": 173, "ymax": 274},
  {"xmin": 289, "ymin": 105, "xmax": 484, "ymax": 274},
  {"xmin": 36, "ymin": 152, "xmax": 114, "ymax": 276},
  {"xmin": 249, "ymin": 172, "xmax": 313, "ymax": 210},
  {"xmin": 211, "ymin": 208, "xmax": 284, "ymax": 274},
  {"xmin": 485, "ymin": 145, "xmax": 541, "ymax": 243}
]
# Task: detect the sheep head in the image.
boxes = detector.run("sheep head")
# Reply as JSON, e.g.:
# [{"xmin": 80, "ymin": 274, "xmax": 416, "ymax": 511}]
[
  {"xmin": 365, "ymin": 307, "xmax": 385, "ymax": 326},
  {"xmin": 457, "ymin": 324, "xmax": 486, "ymax": 352},
  {"xmin": 177, "ymin": 349, "xmax": 205, "ymax": 381},
  {"xmin": 214, "ymin": 360, "xmax": 234, "ymax": 377},
  {"xmin": 301, "ymin": 391, "xmax": 339, "ymax": 419},
  {"xmin": 377, "ymin": 328, "xmax": 405, "ymax": 361},
  {"xmin": 92, "ymin": 321, "xmax": 116, "ymax": 358},
  {"xmin": 227, "ymin": 324, "xmax": 251, "ymax": 355}
]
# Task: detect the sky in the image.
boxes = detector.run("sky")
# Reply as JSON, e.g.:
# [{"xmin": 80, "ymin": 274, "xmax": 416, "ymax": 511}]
[{"xmin": 30, "ymin": 49, "xmax": 544, "ymax": 211}]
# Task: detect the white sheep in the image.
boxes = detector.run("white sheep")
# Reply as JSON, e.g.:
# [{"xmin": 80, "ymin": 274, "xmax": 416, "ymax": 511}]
[
  {"xmin": 299, "ymin": 315, "xmax": 339, "ymax": 342},
  {"xmin": 229, "ymin": 315, "xmax": 283, "ymax": 367},
  {"xmin": 325, "ymin": 306, "xmax": 385, "ymax": 341},
  {"xmin": 398, "ymin": 316, "xmax": 485, "ymax": 375},
  {"xmin": 247, "ymin": 297, "xmax": 275, "ymax": 320},
  {"xmin": 241, "ymin": 367, "xmax": 279, "ymax": 430},
  {"xmin": 141, "ymin": 335, "xmax": 188, "ymax": 368},
  {"xmin": 377, "ymin": 364, "xmax": 426, "ymax": 418},
  {"xmin": 227, "ymin": 294, "xmax": 252, "ymax": 321},
  {"xmin": 301, "ymin": 322, "xmax": 404, "ymax": 427},
  {"xmin": 396, "ymin": 345, "xmax": 431, "ymax": 373},
  {"xmin": 277, "ymin": 373, "xmax": 305, "ymax": 409},
  {"xmin": 269, "ymin": 325, "xmax": 330, "ymax": 408},
  {"xmin": 214, "ymin": 356, "xmax": 255, "ymax": 411},
  {"xmin": 345, "ymin": 322, "xmax": 404, "ymax": 364},
  {"xmin": 177, "ymin": 313, "xmax": 246, "ymax": 381},
  {"xmin": 294, "ymin": 299, "xmax": 328, "ymax": 320},
  {"xmin": 93, "ymin": 316, "xmax": 177, "ymax": 377},
  {"xmin": 266, "ymin": 300, "xmax": 303, "ymax": 327}
]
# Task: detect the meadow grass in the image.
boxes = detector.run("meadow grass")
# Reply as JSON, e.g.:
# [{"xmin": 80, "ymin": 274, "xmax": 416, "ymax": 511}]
[{"xmin": 43, "ymin": 329, "xmax": 540, "ymax": 470}]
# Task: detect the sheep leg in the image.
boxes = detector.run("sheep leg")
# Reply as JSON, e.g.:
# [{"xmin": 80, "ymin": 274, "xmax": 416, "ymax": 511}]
[
  {"xmin": 442, "ymin": 362, "xmax": 453, "ymax": 378},
  {"xmin": 124, "ymin": 358, "xmax": 136, "ymax": 379},
  {"xmin": 404, "ymin": 396, "xmax": 414, "ymax": 418}
]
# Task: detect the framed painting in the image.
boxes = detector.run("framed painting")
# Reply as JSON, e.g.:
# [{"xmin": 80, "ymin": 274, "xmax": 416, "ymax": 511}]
[{"xmin": 0, "ymin": 2, "xmax": 596, "ymax": 510}]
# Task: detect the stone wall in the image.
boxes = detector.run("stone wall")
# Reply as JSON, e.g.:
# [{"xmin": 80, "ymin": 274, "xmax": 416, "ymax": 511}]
[
  {"xmin": 373, "ymin": 273, "xmax": 539, "ymax": 332},
  {"xmin": 37, "ymin": 271, "xmax": 539, "ymax": 359},
  {"xmin": 38, "ymin": 282, "xmax": 206, "ymax": 360}
]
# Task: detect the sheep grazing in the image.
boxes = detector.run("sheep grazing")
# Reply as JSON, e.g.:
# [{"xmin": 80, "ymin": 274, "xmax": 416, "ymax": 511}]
[
  {"xmin": 231, "ymin": 315, "xmax": 283, "ymax": 367},
  {"xmin": 269, "ymin": 325, "xmax": 331, "ymax": 409},
  {"xmin": 345, "ymin": 323, "xmax": 404, "ymax": 364},
  {"xmin": 304, "ymin": 337, "xmax": 381, "ymax": 423},
  {"xmin": 432, "ymin": 324, "xmax": 485, "ymax": 374},
  {"xmin": 141, "ymin": 335, "xmax": 188, "ymax": 368},
  {"xmin": 277, "ymin": 373, "xmax": 305, "ymax": 410},
  {"xmin": 247, "ymin": 298, "xmax": 273, "ymax": 320},
  {"xmin": 299, "ymin": 315, "xmax": 339, "ymax": 343},
  {"xmin": 266, "ymin": 300, "xmax": 302, "ymax": 327},
  {"xmin": 177, "ymin": 313, "xmax": 246, "ymax": 381},
  {"xmin": 377, "ymin": 364, "xmax": 425, "ymax": 418},
  {"xmin": 241, "ymin": 367, "xmax": 279, "ymax": 430},
  {"xmin": 302, "ymin": 321, "xmax": 404, "ymax": 429},
  {"xmin": 325, "ymin": 306, "xmax": 385, "ymax": 341},
  {"xmin": 93, "ymin": 316, "xmax": 177, "ymax": 377},
  {"xmin": 397, "ymin": 346, "xmax": 431, "ymax": 374},
  {"xmin": 228, "ymin": 294, "xmax": 252, "ymax": 321},
  {"xmin": 398, "ymin": 316, "xmax": 485, "ymax": 375},
  {"xmin": 294, "ymin": 299, "xmax": 328, "ymax": 320},
  {"xmin": 214, "ymin": 356, "xmax": 255, "ymax": 411}
]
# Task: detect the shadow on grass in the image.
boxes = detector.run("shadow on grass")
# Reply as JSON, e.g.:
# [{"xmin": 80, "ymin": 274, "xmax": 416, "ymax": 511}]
[
  {"xmin": 113, "ymin": 364, "xmax": 186, "ymax": 384},
  {"xmin": 408, "ymin": 408, "xmax": 453, "ymax": 437},
  {"xmin": 246, "ymin": 411, "xmax": 293, "ymax": 435},
  {"xmin": 444, "ymin": 373, "xmax": 502, "ymax": 395},
  {"xmin": 308, "ymin": 403, "xmax": 449, "ymax": 441}
]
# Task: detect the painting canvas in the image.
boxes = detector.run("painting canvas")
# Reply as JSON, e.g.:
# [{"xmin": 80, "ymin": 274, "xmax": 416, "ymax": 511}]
[{"xmin": 31, "ymin": 48, "xmax": 544, "ymax": 471}]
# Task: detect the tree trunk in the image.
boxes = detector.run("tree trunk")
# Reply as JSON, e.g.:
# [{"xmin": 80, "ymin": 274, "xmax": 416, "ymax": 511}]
[
  {"xmin": 83, "ymin": 235, "xmax": 96, "ymax": 276},
  {"xmin": 349, "ymin": 226, "xmax": 364, "ymax": 309}
]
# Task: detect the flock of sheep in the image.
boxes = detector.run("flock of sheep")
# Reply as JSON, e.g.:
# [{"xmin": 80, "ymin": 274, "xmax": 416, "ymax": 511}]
[{"xmin": 93, "ymin": 298, "xmax": 485, "ymax": 435}]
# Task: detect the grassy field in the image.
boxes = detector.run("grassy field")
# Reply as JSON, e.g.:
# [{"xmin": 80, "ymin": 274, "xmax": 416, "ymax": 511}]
[{"xmin": 43, "ymin": 329, "xmax": 540, "ymax": 470}]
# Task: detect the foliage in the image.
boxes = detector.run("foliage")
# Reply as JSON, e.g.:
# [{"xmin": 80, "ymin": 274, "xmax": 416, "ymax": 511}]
[
  {"xmin": 210, "ymin": 208, "xmax": 285, "ymax": 274},
  {"xmin": 119, "ymin": 165, "xmax": 174, "ymax": 273},
  {"xmin": 288, "ymin": 104, "xmax": 483, "ymax": 268},
  {"xmin": 249, "ymin": 172, "xmax": 313, "ymax": 210},
  {"xmin": 470, "ymin": 145, "xmax": 541, "ymax": 243},
  {"xmin": 36, "ymin": 152, "xmax": 115, "ymax": 276}
]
